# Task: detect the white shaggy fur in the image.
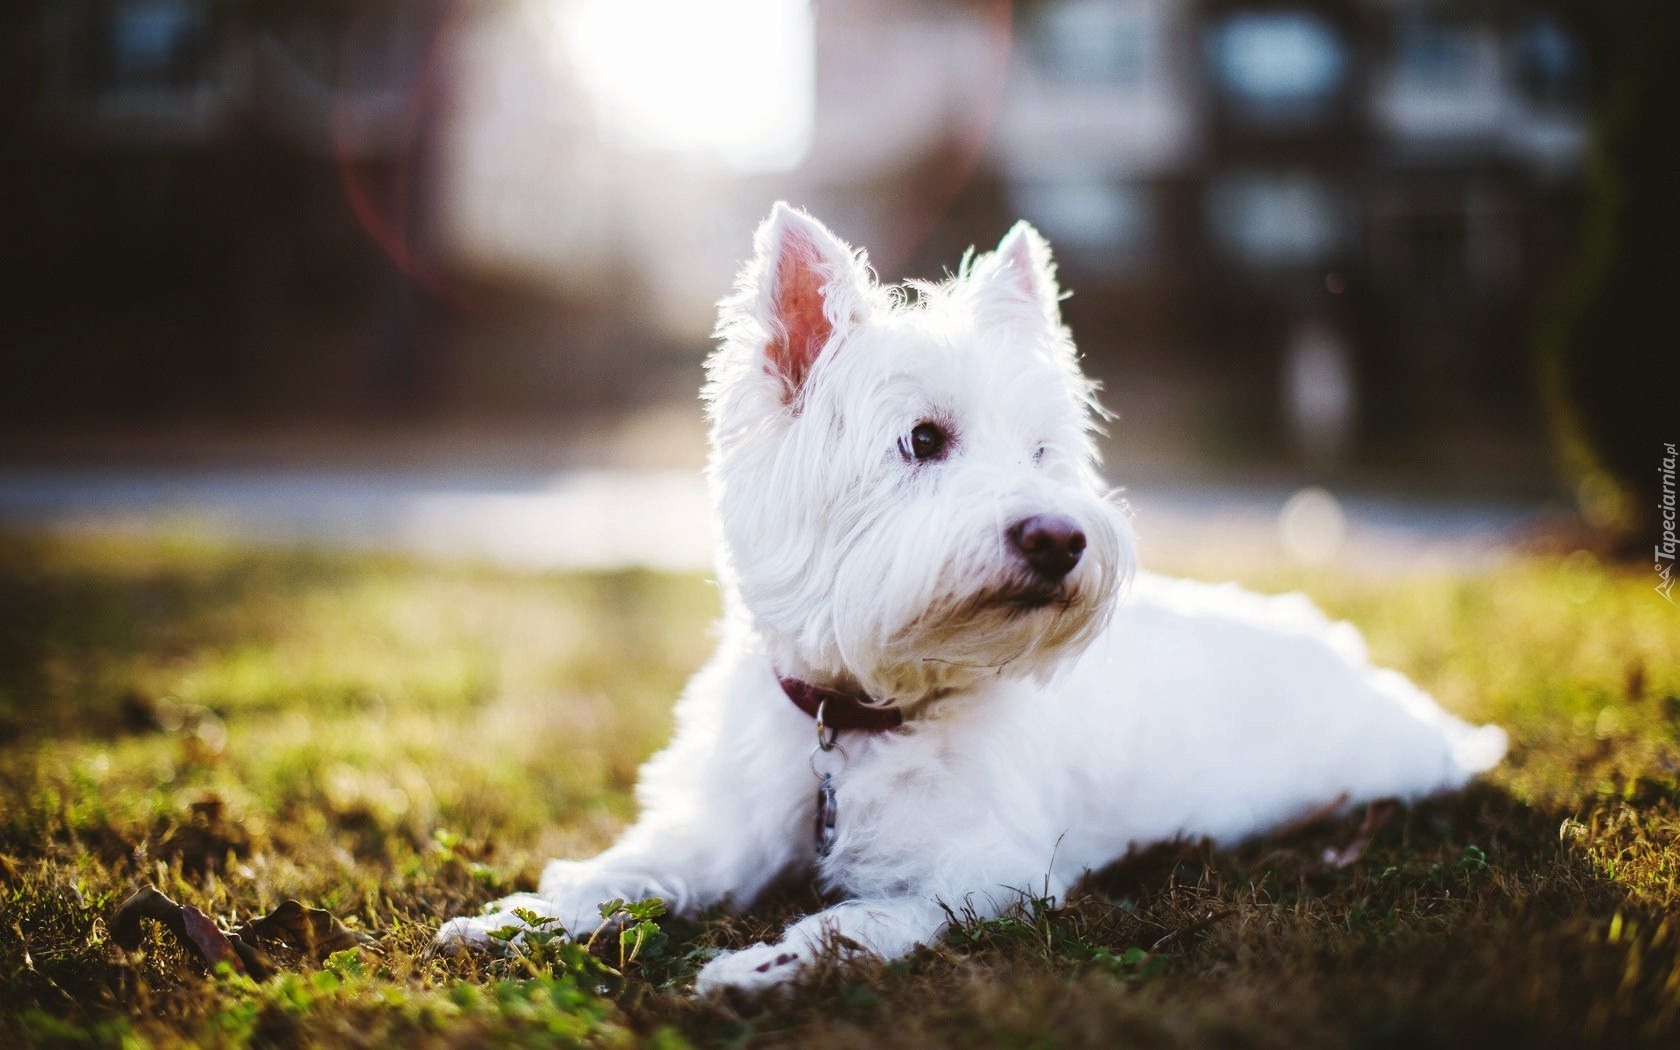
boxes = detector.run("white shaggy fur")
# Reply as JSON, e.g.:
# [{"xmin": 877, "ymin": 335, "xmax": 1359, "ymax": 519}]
[{"xmin": 436, "ymin": 204, "xmax": 1506, "ymax": 994}]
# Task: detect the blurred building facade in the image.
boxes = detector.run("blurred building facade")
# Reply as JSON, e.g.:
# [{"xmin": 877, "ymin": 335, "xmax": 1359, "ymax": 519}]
[
  {"xmin": 1, "ymin": 0, "xmax": 1596, "ymax": 470},
  {"xmin": 807, "ymin": 0, "xmax": 1591, "ymax": 463}
]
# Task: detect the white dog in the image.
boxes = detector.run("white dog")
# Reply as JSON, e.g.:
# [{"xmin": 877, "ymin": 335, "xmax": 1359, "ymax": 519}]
[{"xmin": 437, "ymin": 203, "xmax": 1507, "ymax": 993}]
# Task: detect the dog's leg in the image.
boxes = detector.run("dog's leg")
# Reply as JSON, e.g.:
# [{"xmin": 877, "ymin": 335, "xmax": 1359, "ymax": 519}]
[
  {"xmin": 436, "ymin": 655, "xmax": 813, "ymax": 953},
  {"xmin": 434, "ymin": 788, "xmax": 807, "ymax": 954},
  {"xmin": 693, "ymin": 895, "xmax": 951, "ymax": 994},
  {"xmin": 434, "ymin": 799, "xmax": 807, "ymax": 953}
]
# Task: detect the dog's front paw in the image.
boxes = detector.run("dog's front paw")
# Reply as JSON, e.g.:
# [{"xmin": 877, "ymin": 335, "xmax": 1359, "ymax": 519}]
[
  {"xmin": 693, "ymin": 942, "xmax": 805, "ymax": 996},
  {"xmin": 432, "ymin": 893, "xmax": 567, "ymax": 956}
]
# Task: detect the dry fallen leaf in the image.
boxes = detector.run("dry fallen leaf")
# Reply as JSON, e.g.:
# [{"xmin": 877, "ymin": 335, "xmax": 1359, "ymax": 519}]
[
  {"xmin": 111, "ymin": 885, "xmax": 378, "ymax": 979},
  {"xmin": 234, "ymin": 898, "xmax": 380, "ymax": 957},
  {"xmin": 111, "ymin": 885, "xmax": 267, "ymax": 975}
]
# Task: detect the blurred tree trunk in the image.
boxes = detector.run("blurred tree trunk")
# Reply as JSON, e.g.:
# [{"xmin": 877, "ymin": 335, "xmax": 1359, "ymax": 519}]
[{"xmin": 1541, "ymin": 1, "xmax": 1677, "ymax": 547}]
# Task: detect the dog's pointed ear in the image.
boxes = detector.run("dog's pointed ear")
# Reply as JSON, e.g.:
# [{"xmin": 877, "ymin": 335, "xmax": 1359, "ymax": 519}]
[
  {"xmin": 980, "ymin": 220, "xmax": 1062, "ymax": 326},
  {"xmin": 732, "ymin": 202, "xmax": 872, "ymax": 401}
]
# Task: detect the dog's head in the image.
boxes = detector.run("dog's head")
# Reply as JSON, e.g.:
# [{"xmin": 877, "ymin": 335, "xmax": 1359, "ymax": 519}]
[{"xmin": 706, "ymin": 203, "xmax": 1134, "ymax": 705}]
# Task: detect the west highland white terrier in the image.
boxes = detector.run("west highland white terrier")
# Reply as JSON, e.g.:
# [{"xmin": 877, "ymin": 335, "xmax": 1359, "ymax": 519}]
[{"xmin": 436, "ymin": 203, "xmax": 1507, "ymax": 993}]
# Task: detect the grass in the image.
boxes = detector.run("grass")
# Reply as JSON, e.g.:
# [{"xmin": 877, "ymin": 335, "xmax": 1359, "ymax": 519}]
[{"xmin": 2, "ymin": 529, "xmax": 1678, "ymax": 1048}]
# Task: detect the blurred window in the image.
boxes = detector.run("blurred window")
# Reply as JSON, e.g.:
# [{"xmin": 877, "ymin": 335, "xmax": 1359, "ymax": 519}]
[
  {"xmin": 1206, "ymin": 173, "xmax": 1344, "ymax": 267},
  {"xmin": 1512, "ymin": 17, "xmax": 1585, "ymax": 110},
  {"xmin": 1205, "ymin": 12, "xmax": 1345, "ymax": 115},
  {"xmin": 101, "ymin": 0, "xmax": 208, "ymax": 96},
  {"xmin": 1012, "ymin": 179, "xmax": 1156, "ymax": 271},
  {"xmin": 1393, "ymin": 15, "xmax": 1476, "ymax": 89},
  {"xmin": 1032, "ymin": 0, "xmax": 1147, "ymax": 85},
  {"xmin": 1402, "ymin": 209, "xmax": 1472, "ymax": 298}
]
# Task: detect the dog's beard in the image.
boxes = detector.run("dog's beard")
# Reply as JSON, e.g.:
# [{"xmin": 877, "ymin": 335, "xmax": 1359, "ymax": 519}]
[
  {"xmin": 826, "ymin": 505, "xmax": 1132, "ymax": 705},
  {"xmin": 872, "ymin": 577, "xmax": 1109, "ymax": 696}
]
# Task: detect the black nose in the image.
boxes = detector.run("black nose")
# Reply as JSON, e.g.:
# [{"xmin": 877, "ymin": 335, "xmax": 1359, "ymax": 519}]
[{"xmin": 1008, "ymin": 514, "xmax": 1086, "ymax": 580}]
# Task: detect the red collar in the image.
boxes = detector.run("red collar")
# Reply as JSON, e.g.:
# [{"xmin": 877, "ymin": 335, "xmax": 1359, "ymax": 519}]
[{"xmin": 778, "ymin": 676, "xmax": 904, "ymax": 733}]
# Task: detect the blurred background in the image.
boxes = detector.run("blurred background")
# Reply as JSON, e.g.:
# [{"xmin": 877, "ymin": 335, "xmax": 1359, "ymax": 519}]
[{"xmin": 0, "ymin": 0, "xmax": 1670, "ymax": 573}]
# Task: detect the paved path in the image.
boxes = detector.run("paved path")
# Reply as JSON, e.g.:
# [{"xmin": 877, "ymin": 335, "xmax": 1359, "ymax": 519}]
[{"xmin": 0, "ymin": 467, "xmax": 1551, "ymax": 574}]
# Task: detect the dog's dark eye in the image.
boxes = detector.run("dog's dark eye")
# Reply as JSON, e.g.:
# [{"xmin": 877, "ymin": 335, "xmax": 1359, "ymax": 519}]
[{"xmin": 906, "ymin": 422, "xmax": 948, "ymax": 462}]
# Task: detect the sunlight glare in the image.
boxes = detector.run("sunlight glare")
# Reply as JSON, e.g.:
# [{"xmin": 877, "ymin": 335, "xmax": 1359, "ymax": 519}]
[{"xmin": 557, "ymin": 0, "xmax": 814, "ymax": 172}]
